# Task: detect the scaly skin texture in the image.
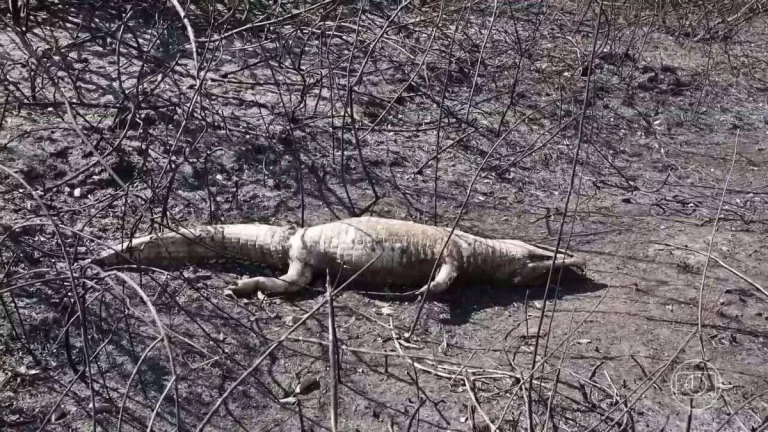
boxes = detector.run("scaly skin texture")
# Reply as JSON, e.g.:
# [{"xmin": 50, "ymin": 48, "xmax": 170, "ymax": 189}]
[
  {"xmin": 230, "ymin": 217, "xmax": 585, "ymax": 297},
  {"xmin": 94, "ymin": 217, "xmax": 585, "ymax": 297},
  {"xmin": 92, "ymin": 223, "xmax": 296, "ymax": 269}
]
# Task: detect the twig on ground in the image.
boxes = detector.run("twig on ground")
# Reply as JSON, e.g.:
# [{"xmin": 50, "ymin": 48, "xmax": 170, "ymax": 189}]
[
  {"xmin": 583, "ymin": 329, "xmax": 699, "ymax": 432},
  {"xmin": 194, "ymin": 253, "xmax": 383, "ymax": 432},
  {"xmin": 463, "ymin": 375, "xmax": 497, "ymax": 431},
  {"xmin": 654, "ymin": 242, "xmax": 767, "ymax": 299},
  {"xmin": 327, "ymin": 272, "xmax": 339, "ymax": 431},
  {"xmin": 117, "ymin": 337, "xmax": 163, "ymax": 432},
  {"xmin": 694, "ymin": 133, "xmax": 740, "ymax": 363},
  {"xmin": 405, "ymin": 397, "xmax": 426, "ymax": 432}
]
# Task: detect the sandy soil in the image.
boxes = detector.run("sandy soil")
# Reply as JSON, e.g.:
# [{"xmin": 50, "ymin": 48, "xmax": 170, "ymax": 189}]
[{"xmin": 1, "ymin": 1, "xmax": 767, "ymax": 431}]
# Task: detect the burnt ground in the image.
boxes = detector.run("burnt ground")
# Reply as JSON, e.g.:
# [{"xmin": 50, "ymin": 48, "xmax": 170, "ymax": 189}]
[{"xmin": 1, "ymin": 1, "xmax": 768, "ymax": 431}]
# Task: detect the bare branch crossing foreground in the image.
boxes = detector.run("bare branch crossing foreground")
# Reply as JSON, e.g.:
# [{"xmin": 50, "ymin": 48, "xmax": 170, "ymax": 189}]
[{"xmin": 1, "ymin": 0, "xmax": 768, "ymax": 430}]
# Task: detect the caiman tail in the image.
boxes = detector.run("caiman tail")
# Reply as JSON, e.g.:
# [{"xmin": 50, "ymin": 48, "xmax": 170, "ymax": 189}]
[{"xmin": 91, "ymin": 223, "xmax": 297, "ymax": 269}]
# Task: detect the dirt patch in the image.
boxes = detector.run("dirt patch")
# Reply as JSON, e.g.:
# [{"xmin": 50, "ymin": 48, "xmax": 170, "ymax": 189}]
[{"xmin": 1, "ymin": 1, "xmax": 768, "ymax": 431}]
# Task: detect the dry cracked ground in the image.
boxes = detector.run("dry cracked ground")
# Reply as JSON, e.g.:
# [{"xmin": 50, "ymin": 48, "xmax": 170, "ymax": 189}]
[{"xmin": 1, "ymin": 1, "xmax": 767, "ymax": 431}]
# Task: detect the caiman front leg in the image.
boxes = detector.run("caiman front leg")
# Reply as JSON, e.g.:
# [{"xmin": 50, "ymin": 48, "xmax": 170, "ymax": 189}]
[
  {"xmin": 416, "ymin": 262, "xmax": 459, "ymax": 295},
  {"xmin": 225, "ymin": 260, "xmax": 313, "ymax": 298}
]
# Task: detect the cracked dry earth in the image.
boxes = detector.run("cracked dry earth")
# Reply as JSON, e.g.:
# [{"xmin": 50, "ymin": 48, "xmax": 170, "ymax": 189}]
[{"xmin": 1, "ymin": 2, "xmax": 768, "ymax": 431}]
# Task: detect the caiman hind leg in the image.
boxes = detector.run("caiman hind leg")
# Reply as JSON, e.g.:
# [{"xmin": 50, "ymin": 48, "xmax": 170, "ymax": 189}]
[
  {"xmin": 415, "ymin": 261, "xmax": 459, "ymax": 295},
  {"xmin": 225, "ymin": 260, "xmax": 314, "ymax": 298}
]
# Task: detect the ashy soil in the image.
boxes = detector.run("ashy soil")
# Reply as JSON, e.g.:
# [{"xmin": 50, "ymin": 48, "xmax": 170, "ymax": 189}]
[{"xmin": 1, "ymin": 1, "xmax": 767, "ymax": 431}]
